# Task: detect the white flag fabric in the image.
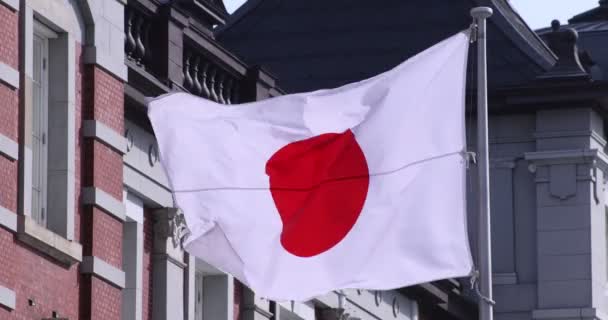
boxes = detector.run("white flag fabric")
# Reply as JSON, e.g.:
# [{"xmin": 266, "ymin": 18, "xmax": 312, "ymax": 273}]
[{"xmin": 148, "ymin": 31, "xmax": 473, "ymax": 301}]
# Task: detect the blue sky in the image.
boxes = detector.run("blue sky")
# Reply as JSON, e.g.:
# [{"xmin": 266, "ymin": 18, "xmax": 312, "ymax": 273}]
[{"xmin": 223, "ymin": 0, "xmax": 600, "ymax": 30}]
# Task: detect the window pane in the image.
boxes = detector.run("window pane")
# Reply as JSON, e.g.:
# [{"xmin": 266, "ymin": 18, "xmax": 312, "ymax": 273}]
[{"xmin": 31, "ymin": 29, "xmax": 48, "ymax": 226}]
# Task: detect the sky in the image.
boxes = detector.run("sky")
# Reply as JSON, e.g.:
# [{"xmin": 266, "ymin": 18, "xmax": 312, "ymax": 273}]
[{"xmin": 223, "ymin": 0, "xmax": 600, "ymax": 30}]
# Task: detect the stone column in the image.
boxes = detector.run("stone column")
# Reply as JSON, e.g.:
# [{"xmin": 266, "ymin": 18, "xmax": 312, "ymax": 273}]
[
  {"xmin": 123, "ymin": 219, "xmax": 144, "ymax": 320},
  {"xmin": 152, "ymin": 208, "xmax": 189, "ymax": 320},
  {"xmin": 526, "ymin": 108, "xmax": 608, "ymax": 319}
]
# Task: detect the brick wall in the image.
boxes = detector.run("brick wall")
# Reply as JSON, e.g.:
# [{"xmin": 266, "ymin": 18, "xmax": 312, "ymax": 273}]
[
  {"xmin": 91, "ymin": 207, "xmax": 123, "ymax": 267},
  {"xmin": 0, "ymin": 5, "xmax": 18, "ymax": 69},
  {"xmin": 234, "ymin": 279, "xmax": 242, "ymax": 320},
  {"xmin": 81, "ymin": 63, "xmax": 125, "ymax": 320},
  {"xmin": 143, "ymin": 208, "xmax": 154, "ymax": 320},
  {"xmin": 85, "ymin": 67, "xmax": 124, "ymax": 134},
  {"xmin": 0, "ymin": 4, "xmax": 19, "ymax": 214},
  {"xmin": 0, "ymin": 3, "xmax": 17, "ymax": 319},
  {"xmin": 91, "ymin": 142, "xmax": 123, "ymax": 199},
  {"xmin": 0, "ymin": 39, "xmax": 84, "ymax": 320}
]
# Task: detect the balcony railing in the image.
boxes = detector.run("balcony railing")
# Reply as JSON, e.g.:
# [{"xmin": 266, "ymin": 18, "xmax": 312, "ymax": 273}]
[
  {"xmin": 125, "ymin": 6, "xmax": 152, "ymax": 69},
  {"xmin": 183, "ymin": 49, "xmax": 240, "ymax": 104},
  {"xmin": 124, "ymin": 0, "xmax": 274, "ymax": 107}
]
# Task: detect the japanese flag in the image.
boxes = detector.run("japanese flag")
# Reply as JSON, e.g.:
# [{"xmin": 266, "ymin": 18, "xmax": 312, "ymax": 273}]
[{"xmin": 148, "ymin": 31, "xmax": 473, "ymax": 301}]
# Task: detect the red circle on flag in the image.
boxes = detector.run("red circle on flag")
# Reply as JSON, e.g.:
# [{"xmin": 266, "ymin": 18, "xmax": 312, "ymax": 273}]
[{"xmin": 266, "ymin": 129, "xmax": 369, "ymax": 257}]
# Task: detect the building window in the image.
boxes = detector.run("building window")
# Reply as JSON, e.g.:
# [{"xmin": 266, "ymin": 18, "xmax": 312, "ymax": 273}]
[
  {"xmin": 23, "ymin": 17, "xmax": 76, "ymax": 240},
  {"xmin": 31, "ymin": 21, "xmax": 57, "ymax": 227},
  {"xmin": 192, "ymin": 261, "xmax": 233, "ymax": 320}
]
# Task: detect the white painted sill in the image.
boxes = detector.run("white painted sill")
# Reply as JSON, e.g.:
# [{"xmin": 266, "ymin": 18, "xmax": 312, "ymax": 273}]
[{"xmin": 17, "ymin": 215, "xmax": 82, "ymax": 266}]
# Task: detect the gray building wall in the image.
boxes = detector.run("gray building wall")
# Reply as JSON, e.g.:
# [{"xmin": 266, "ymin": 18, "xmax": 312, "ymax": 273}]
[{"xmin": 474, "ymin": 106, "xmax": 608, "ymax": 320}]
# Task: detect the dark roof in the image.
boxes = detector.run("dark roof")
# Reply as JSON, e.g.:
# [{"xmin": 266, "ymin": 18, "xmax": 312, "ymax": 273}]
[{"xmin": 216, "ymin": 0, "xmax": 555, "ymax": 93}]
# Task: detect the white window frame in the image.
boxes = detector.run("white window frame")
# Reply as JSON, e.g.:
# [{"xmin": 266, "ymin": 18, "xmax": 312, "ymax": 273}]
[
  {"xmin": 194, "ymin": 271, "xmax": 204, "ymax": 320},
  {"xmin": 123, "ymin": 190, "xmax": 144, "ymax": 320},
  {"xmin": 16, "ymin": 5, "xmax": 82, "ymax": 265}
]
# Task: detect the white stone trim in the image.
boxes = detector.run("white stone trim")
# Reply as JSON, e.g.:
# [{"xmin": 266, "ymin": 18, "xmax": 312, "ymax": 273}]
[
  {"xmin": 0, "ymin": 62, "xmax": 19, "ymax": 89},
  {"xmin": 81, "ymin": 256, "xmax": 126, "ymax": 289},
  {"xmin": 122, "ymin": 220, "xmax": 143, "ymax": 320},
  {"xmin": 26, "ymin": 0, "xmax": 84, "ymax": 42},
  {"xmin": 79, "ymin": 0, "xmax": 128, "ymax": 81},
  {"xmin": 17, "ymin": 215, "xmax": 82, "ymax": 265},
  {"xmin": 83, "ymin": 49, "xmax": 128, "ymax": 81},
  {"xmin": 525, "ymin": 149, "xmax": 608, "ymax": 165},
  {"xmin": 533, "ymin": 308, "xmax": 607, "ymax": 319},
  {"xmin": 0, "ymin": 134, "xmax": 18, "ymax": 161},
  {"xmin": 185, "ymin": 255, "xmax": 195, "ymax": 320},
  {"xmin": 0, "ymin": 0, "xmax": 18, "ymax": 11},
  {"xmin": 0, "ymin": 285, "xmax": 16, "ymax": 310},
  {"xmin": 526, "ymin": 149, "xmax": 608, "ymax": 172},
  {"xmin": 0, "ymin": 206, "xmax": 17, "ymax": 232},
  {"xmin": 82, "ymin": 187, "xmax": 126, "ymax": 222},
  {"xmin": 83, "ymin": 120, "xmax": 127, "ymax": 154},
  {"xmin": 123, "ymin": 164, "xmax": 173, "ymax": 208},
  {"xmin": 19, "ymin": 3, "xmax": 77, "ymax": 241}
]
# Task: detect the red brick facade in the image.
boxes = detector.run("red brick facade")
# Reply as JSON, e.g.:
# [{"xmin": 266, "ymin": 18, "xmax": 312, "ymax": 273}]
[
  {"xmin": 0, "ymin": 4, "xmax": 19, "ymax": 216},
  {"xmin": 81, "ymin": 62, "xmax": 125, "ymax": 318},
  {"xmin": 0, "ymin": 2, "xmax": 127, "ymax": 318},
  {"xmin": 143, "ymin": 208, "xmax": 154, "ymax": 320},
  {"xmin": 0, "ymin": 5, "xmax": 18, "ymax": 69}
]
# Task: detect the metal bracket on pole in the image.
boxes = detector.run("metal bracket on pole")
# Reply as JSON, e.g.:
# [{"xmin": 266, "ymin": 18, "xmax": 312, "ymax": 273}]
[
  {"xmin": 469, "ymin": 270, "xmax": 496, "ymax": 306},
  {"xmin": 469, "ymin": 23, "xmax": 479, "ymax": 43},
  {"xmin": 470, "ymin": 6, "xmax": 494, "ymax": 320}
]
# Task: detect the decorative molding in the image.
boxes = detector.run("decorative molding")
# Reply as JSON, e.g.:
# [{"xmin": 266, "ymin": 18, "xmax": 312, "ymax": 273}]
[
  {"xmin": 534, "ymin": 130, "xmax": 607, "ymax": 147},
  {"xmin": 525, "ymin": 149, "xmax": 608, "ymax": 169},
  {"xmin": 17, "ymin": 215, "xmax": 82, "ymax": 265},
  {"xmin": 374, "ymin": 290, "xmax": 382, "ymax": 306},
  {"xmin": 123, "ymin": 164, "xmax": 173, "ymax": 208},
  {"xmin": 0, "ymin": 285, "xmax": 15, "ymax": 310},
  {"xmin": 0, "ymin": 133, "xmax": 18, "ymax": 161},
  {"xmin": 0, "ymin": 206, "xmax": 17, "ymax": 232},
  {"xmin": 0, "ymin": 0, "xmax": 19, "ymax": 11},
  {"xmin": 81, "ymin": 256, "xmax": 126, "ymax": 289},
  {"xmin": 125, "ymin": 129, "xmax": 134, "ymax": 152},
  {"xmin": 533, "ymin": 308, "xmax": 607, "ymax": 319},
  {"xmin": 0, "ymin": 62, "xmax": 19, "ymax": 89},
  {"xmin": 148, "ymin": 143, "xmax": 159, "ymax": 166},
  {"xmin": 493, "ymin": 272, "xmax": 517, "ymax": 285},
  {"xmin": 154, "ymin": 208, "xmax": 190, "ymax": 249},
  {"xmin": 123, "ymin": 120, "xmax": 171, "ymax": 189},
  {"xmin": 526, "ymin": 149, "xmax": 608, "ymax": 202},
  {"xmin": 81, "ymin": 187, "xmax": 126, "ymax": 222},
  {"xmin": 391, "ymin": 296, "xmax": 400, "ymax": 317},
  {"xmin": 83, "ymin": 120, "xmax": 127, "ymax": 154}
]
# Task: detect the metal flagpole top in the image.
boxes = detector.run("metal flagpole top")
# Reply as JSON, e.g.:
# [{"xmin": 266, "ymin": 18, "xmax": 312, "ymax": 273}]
[{"xmin": 471, "ymin": 7, "xmax": 493, "ymax": 19}]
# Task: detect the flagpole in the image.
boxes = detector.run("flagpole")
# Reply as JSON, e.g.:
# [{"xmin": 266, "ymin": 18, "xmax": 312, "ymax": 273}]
[{"xmin": 471, "ymin": 6, "xmax": 494, "ymax": 320}]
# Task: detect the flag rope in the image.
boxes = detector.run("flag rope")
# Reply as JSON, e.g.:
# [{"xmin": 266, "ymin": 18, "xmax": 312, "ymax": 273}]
[{"xmin": 171, "ymin": 150, "xmax": 466, "ymax": 193}]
